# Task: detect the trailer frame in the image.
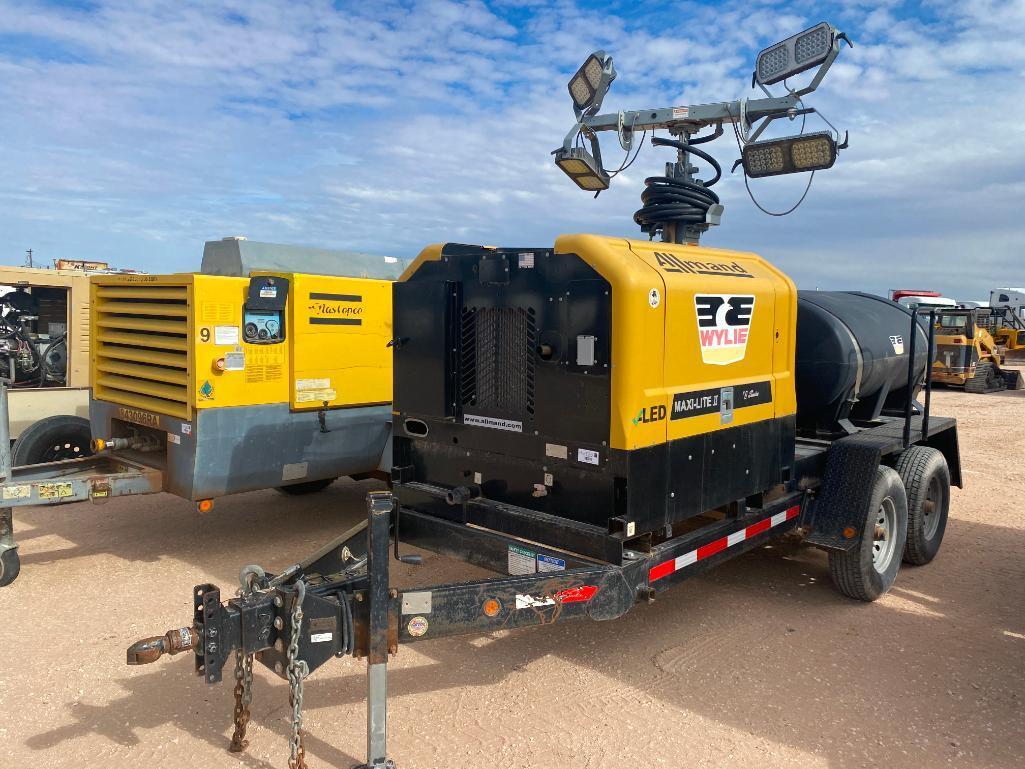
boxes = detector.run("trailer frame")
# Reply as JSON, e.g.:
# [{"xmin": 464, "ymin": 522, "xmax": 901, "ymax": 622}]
[
  {"xmin": 122, "ymin": 305, "xmax": 962, "ymax": 767},
  {"xmin": 127, "ymin": 405, "xmax": 959, "ymax": 768}
]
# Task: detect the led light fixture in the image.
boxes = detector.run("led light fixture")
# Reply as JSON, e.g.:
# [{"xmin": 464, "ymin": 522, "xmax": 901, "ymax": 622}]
[
  {"xmin": 741, "ymin": 131, "xmax": 837, "ymax": 178},
  {"xmin": 554, "ymin": 146, "xmax": 610, "ymax": 191},
  {"xmin": 755, "ymin": 22, "xmax": 835, "ymax": 86},
  {"xmin": 568, "ymin": 51, "xmax": 616, "ymax": 115}
]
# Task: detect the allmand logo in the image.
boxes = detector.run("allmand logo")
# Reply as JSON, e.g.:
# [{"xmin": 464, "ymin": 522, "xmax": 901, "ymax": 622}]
[
  {"xmin": 654, "ymin": 252, "xmax": 754, "ymax": 278},
  {"xmin": 695, "ymin": 294, "xmax": 755, "ymax": 365}
]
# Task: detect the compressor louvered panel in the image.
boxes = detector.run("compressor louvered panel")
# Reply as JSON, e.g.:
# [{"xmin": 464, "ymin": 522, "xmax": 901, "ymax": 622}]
[{"xmin": 92, "ymin": 282, "xmax": 191, "ymax": 419}]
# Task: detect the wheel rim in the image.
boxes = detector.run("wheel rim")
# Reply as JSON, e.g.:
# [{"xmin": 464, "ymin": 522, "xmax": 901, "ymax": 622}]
[
  {"xmin": 922, "ymin": 476, "xmax": 943, "ymax": 540},
  {"xmin": 41, "ymin": 441, "xmax": 87, "ymax": 462},
  {"xmin": 872, "ymin": 496, "xmax": 898, "ymax": 573}
]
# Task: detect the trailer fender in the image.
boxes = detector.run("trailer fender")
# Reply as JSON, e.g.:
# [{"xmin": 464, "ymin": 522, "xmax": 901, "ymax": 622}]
[
  {"xmin": 919, "ymin": 423, "xmax": 963, "ymax": 489},
  {"xmin": 804, "ymin": 433, "xmax": 888, "ymax": 552}
]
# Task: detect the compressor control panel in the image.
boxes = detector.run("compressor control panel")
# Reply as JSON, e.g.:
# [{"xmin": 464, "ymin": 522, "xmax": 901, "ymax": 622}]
[
  {"xmin": 243, "ymin": 309, "xmax": 282, "ymax": 342},
  {"xmin": 242, "ymin": 275, "xmax": 289, "ymax": 345}
]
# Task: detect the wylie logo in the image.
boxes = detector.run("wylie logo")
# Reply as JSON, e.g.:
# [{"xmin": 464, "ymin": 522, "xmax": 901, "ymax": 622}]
[{"xmin": 694, "ymin": 294, "xmax": 755, "ymax": 365}]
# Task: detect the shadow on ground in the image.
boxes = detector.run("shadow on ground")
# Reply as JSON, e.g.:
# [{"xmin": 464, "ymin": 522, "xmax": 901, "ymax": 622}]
[{"xmin": 19, "ymin": 490, "xmax": 1025, "ymax": 769}]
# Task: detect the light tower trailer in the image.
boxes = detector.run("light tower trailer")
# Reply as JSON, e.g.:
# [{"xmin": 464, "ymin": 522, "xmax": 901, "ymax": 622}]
[
  {"xmin": 125, "ymin": 21, "xmax": 960, "ymax": 769},
  {"xmin": 128, "ymin": 238, "xmax": 960, "ymax": 769}
]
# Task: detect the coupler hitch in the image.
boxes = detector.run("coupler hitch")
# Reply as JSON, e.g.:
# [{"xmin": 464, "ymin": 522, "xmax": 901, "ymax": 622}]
[
  {"xmin": 124, "ymin": 491, "xmax": 398, "ymax": 768},
  {"xmin": 127, "ymin": 625, "xmax": 199, "ymax": 665}
]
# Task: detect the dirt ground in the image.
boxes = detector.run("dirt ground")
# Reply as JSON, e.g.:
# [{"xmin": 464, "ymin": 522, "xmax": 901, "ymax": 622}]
[{"xmin": 2, "ymin": 387, "xmax": 1024, "ymax": 769}]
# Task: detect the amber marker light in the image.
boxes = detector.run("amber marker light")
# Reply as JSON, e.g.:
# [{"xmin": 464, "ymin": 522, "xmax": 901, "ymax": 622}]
[
  {"xmin": 197, "ymin": 499, "xmax": 214, "ymax": 513},
  {"xmin": 483, "ymin": 599, "xmax": 502, "ymax": 617}
]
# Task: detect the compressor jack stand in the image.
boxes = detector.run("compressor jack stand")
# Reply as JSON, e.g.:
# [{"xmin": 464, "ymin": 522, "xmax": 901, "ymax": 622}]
[
  {"xmin": 353, "ymin": 491, "xmax": 397, "ymax": 769},
  {"xmin": 0, "ymin": 386, "xmax": 20, "ymax": 587}
]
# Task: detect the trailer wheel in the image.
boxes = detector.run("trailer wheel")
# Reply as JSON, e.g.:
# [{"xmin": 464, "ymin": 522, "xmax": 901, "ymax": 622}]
[
  {"xmin": 828, "ymin": 465, "xmax": 908, "ymax": 601},
  {"xmin": 0, "ymin": 548, "xmax": 20, "ymax": 587},
  {"xmin": 893, "ymin": 446, "xmax": 950, "ymax": 565},
  {"xmin": 276, "ymin": 478, "xmax": 336, "ymax": 495},
  {"xmin": 11, "ymin": 415, "xmax": 93, "ymax": 466}
]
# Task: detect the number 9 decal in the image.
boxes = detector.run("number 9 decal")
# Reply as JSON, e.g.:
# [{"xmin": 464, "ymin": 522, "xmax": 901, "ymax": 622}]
[{"xmin": 199, "ymin": 327, "xmax": 211, "ymax": 343}]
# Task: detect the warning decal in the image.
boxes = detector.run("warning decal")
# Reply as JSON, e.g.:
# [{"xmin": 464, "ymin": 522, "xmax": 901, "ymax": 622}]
[
  {"xmin": 38, "ymin": 482, "xmax": 73, "ymax": 500},
  {"xmin": 508, "ymin": 544, "xmax": 536, "ymax": 575}
]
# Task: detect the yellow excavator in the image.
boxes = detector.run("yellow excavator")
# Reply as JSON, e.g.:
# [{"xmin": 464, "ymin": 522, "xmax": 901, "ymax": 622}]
[{"xmin": 932, "ymin": 308, "xmax": 1023, "ymax": 392}]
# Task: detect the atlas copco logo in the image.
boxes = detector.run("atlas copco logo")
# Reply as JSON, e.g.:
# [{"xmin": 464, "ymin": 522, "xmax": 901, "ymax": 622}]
[{"xmin": 694, "ymin": 294, "xmax": 755, "ymax": 365}]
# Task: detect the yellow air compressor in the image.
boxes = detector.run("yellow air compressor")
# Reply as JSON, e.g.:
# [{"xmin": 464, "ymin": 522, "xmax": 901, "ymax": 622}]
[{"xmin": 89, "ymin": 268, "xmax": 394, "ymax": 499}]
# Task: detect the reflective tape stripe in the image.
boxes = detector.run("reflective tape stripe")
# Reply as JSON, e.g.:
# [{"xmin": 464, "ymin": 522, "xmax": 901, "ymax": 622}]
[{"xmin": 648, "ymin": 504, "xmax": 801, "ymax": 583}]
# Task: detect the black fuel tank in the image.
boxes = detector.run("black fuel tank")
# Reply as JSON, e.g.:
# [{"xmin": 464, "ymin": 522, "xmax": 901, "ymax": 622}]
[{"xmin": 795, "ymin": 291, "xmax": 928, "ymax": 434}]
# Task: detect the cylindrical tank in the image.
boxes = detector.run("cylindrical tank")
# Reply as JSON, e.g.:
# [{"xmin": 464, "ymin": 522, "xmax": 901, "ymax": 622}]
[{"xmin": 795, "ymin": 291, "xmax": 929, "ymax": 434}]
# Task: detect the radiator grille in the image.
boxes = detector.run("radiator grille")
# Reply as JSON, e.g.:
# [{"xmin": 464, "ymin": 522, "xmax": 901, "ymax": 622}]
[
  {"xmin": 92, "ymin": 283, "xmax": 191, "ymax": 419},
  {"xmin": 459, "ymin": 306, "xmax": 536, "ymax": 418}
]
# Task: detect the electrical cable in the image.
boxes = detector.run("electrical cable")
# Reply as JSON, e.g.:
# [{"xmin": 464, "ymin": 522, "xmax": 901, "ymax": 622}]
[
  {"xmin": 335, "ymin": 590, "xmax": 354, "ymax": 657},
  {"xmin": 742, "ymin": 169, "xmax": 815, "ymax": 217},
  {"xmin": 730, "ymin": 112, "xmax": 815, "ymax": 217},
  {"xmin": 633, "ymin": 136, "xmax": 721, "ymax": 236},
  {"xmin": 608, "ymin": 129, "xmax": 647, "ymax": 179}
]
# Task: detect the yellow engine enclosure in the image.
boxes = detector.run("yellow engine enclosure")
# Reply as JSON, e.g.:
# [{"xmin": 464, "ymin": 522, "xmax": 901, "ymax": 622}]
[
  {"xmin": 396, "ymin": 233, "xmax": 797, "ymax": 535},
  {"xmin": 401, "ymin": 234, "xmax": 797, "ymax": 452},
  {"xmin": 556, "ymin": 235, "xmax": 796, "ymax": 451},
  {"xmin": 91, "ymin": 272, "xmax": 392, "ymax": 419}
]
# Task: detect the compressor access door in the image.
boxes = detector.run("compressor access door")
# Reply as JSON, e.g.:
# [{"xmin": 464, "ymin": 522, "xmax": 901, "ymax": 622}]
[{"xmin": 622, "ymin": 239, "xmax": 798, "ymax": 527}]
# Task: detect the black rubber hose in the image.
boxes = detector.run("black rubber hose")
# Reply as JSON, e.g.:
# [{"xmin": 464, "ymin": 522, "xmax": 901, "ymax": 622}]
[
  {"xmin": 0, "ymin": 316, "xmax": 17, "ymax": 340},
  {"xmin": 41, "ymin": 333, "xmax": 67, "ymax": 386},
  {"xmin": 652, "ymin": 136, "xmax": 722, "ymax": 186},
  {"xmin": 634, "ymin": 137, "xmax": 722, "ymax": 236}
]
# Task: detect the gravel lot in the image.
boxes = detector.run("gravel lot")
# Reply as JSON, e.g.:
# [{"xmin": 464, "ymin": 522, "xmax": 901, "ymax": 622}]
[{"xmin": 2, "ymin": 386, "xmax": 1023, "ymax": 769}]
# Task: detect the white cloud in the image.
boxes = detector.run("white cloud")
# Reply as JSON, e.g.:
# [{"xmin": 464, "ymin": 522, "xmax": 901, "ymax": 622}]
[{"xmin": 0, "ymin": 0, "xmax": 1023, "ymax": 300}]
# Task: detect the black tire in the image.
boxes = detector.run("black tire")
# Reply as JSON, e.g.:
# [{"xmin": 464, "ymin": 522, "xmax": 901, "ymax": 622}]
[
  {"xmin": 275, "ymin": 477, "xmax": 336, "ymax": 496},
  {"xmin": 893, "ymin": 446, "xmax": 950, "ymax": 565},
  {"xmin": 11, "ymin": 415, "xmax": 93, "ymax": 466},
  {"xmin": 0, "ymin": 548, "xmax": 21, "ymax": 587},
  {"xmin": 828, "ymin": 465, "xmax": 908, "ymax": 601}
]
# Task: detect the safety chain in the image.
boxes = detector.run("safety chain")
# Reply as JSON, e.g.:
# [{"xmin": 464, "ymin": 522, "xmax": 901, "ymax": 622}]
[
  {"xmin": 228, "ymin": 564, "xmax": 264, "ymax": 754},
  {"xmin": 287, "ymin": 580, "xmax": 310, "ymax": 769},
  {"xmin": 228, "ymin": 647, "xmax": 254, "ymax": 752}
]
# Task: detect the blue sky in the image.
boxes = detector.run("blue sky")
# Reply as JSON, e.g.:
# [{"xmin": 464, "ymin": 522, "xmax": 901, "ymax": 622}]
[{"xmin": 1, "ymin": 0, "xmax": 1023, "ymax": 298}]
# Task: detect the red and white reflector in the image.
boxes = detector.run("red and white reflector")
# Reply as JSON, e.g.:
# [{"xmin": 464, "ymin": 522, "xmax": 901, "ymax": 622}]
[{"xmin": 649, "ymin": 504, "xmax": 800, "ymax": 583}]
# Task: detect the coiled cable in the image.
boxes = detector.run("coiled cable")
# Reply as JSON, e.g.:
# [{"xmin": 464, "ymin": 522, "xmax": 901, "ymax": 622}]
[{"xmin": 633, "ymin": 136, "xmax": 721, "ymax": 238}]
